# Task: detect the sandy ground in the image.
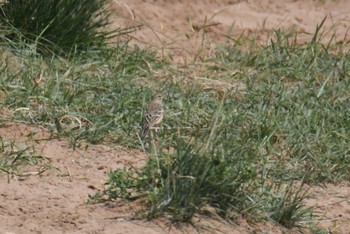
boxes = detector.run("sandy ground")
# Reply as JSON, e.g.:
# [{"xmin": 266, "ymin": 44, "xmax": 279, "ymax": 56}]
[
  {"xmin": 110, "ymin": 0, "xmax": 350, "ymax": 62},
  {"xmin": 1, "ymin": 1, "xmax": 350, "ymax": 233}
]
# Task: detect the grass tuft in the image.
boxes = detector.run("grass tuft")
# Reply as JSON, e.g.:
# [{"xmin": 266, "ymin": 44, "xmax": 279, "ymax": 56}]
[
  {"xmin": 0, "ymin": 136, "xmax": 50, "ymax": 180},
  {"xmin": 0, "ymin": 0, "xmax": 135, "ymax": 57}
]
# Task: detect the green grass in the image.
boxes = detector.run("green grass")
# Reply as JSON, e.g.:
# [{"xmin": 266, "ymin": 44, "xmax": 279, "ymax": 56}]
[
  {"xmin": 1, "ymin": 5, "xmax": 349, "ymax": 231},
  {"xmin": 0, "ymin": 0, "xmax": 131, "ymax": 57},
  {"xmin": 89, "ymin": 26, "xmax": 349, "ymax": 230},
  {"xmin": 1, "ymin": 43, "xmax": 159, "ymax": 147},
  {"xmin": 0, "ymin": 136, "xmax": 50, "ymax": 180}
]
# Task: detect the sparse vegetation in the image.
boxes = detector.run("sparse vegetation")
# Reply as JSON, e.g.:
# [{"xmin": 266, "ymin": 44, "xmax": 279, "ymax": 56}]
[
  {"xmin": 1, "ymin": 1, "xmax": 349, "ymax": 232},
  {"xmin": 0, "ymin": 136, "xmax": 50, "ymax": 180}
]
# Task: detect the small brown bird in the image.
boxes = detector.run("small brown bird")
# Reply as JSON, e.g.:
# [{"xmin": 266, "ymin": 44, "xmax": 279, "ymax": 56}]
[{"xmin": 140, "ymin": 94, "xmax": 164, "ymax": 139}]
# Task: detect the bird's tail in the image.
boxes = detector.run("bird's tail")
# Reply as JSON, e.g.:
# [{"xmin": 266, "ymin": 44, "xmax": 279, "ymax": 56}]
[{"xmin": 140, "ymin": 124, "xmax": 149, "ymax": 140}]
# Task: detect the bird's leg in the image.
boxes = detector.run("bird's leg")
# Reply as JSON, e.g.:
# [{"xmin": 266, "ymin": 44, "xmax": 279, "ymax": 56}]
[{"xmin": 149, "ymin": 129, "xmax": 163, "ymax": 186}]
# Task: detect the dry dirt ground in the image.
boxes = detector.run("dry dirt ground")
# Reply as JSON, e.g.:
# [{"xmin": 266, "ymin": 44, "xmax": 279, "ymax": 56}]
[{"xmin": 1, "ymin": 1, "xmax": 350, "ymax": 233}]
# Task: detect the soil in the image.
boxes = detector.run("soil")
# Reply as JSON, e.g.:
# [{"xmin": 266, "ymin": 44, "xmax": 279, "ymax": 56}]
[{"xmin": 1, "ymin": 1, "xmax": 350, "ymax": 233}]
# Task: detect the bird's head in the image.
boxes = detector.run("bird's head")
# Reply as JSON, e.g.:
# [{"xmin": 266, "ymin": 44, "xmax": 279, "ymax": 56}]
[{"xmin": 152, "ymin": 94, "xmax": 163, "ymax": 102}]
